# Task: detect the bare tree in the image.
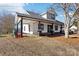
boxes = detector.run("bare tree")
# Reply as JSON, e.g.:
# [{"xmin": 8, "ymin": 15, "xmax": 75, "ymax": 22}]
[
  {"xmin": 0, "ymin": 12, "xmax": 15, "ymax": 34},
  {"xmin": 73, "ymin": 4, "xmax": 79, "ymax": 34},
  {"xmin": 59, "ymin": 3, "xmax": 78, "ymax": 38},
  {"xmin": 60, "ymin": 3, "xmax": 70, "ymax": 38},
  {"xmin": 51, "ymin": 3, "xmax": 76, "ymax": 38}
]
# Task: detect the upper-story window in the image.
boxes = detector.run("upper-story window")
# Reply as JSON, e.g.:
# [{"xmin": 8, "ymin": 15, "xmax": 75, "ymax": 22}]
[
  {"xmin": 47, "ymin": 13, "xmax": 55, "ymax": 19},
  {"xmin": 51, "ymin": 14, "xmax": 55, "ymax": 19}
]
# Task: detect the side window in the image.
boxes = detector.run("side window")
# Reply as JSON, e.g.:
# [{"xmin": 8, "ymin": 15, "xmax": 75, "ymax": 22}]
[
  {"xmin": 55, "ymin": 25, "xmax": 58, "ymax": 30},
  {"xmin": 24, "ymin": 26, "xmax": 26, "ymax": 31},
  {"xmin": 23, "ymin": 24, "xmax": 30, "ymax": 32}
]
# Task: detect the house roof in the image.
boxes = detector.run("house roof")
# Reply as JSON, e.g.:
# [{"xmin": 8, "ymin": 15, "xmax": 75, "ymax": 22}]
[
  {"xmin": 16, "ymin": 11, "xmax": 64, "ymax": 25},
  {"xmin": 16, "ymin": 11, "xmax": 45, "ymax": 20},
  {"xmin": 27, "ymin": 11, "xmax": 42, "ymax": 19}
]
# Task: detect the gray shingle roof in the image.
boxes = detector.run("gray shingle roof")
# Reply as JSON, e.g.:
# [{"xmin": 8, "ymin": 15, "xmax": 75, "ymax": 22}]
[{"xmin": 16, "ymin": 11, "xmax": 45, "ymax": 20}]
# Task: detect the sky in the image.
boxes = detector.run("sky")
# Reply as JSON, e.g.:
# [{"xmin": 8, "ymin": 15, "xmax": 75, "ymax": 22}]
[
  {"xmin": 24, "ymin": 3, "xmax": 52, "ymax": 13},
  {"xmin": 0, "ymin": 3, "xmax": 65, "ymax": 22},
  {"xmin": 24, "ymin": 3, "xmax": 64, "ymax": 22}
]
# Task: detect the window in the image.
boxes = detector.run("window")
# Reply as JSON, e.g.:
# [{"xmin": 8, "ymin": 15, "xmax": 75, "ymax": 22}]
[
  {"xmin": 24, "ymin": 26, "xmax": 26, "ymax": 31},
  {"xmin": 48, "ymin": 13, "xmax": 55, "ymax": 19},
  {"xmin": 23, "ymin": 24, "xmax": 30, "ymax": 33},
  {"xmin": 38, "ymin": 24, "xmax": 44, "ymax": 31},
  {"xmin": 55, "ymin": 25, "xmax": 58, "ymax": 30},
  {"xmin": 51, "ymin": 14, "xmax": 55, "ymax": 19}
]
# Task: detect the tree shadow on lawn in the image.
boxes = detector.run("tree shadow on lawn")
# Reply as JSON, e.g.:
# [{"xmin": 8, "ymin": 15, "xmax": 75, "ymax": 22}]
[
  {"xmin": 0, "ymin": 35, "xmax": 7, "ymax": 38},
  {"xmin": 47, "ymin": 33, "xmax": 79, "ymax": 38},
  {"xmin": 70, "ymin": 37, "xmax": 79, "ymax": 39},
  {"xmin": 47, "ymin": 34, "xmax": 64, "ymax": 37},
  {"xmin": 69, "ymin": 34, "xmax": 79, "ymax": 39}
]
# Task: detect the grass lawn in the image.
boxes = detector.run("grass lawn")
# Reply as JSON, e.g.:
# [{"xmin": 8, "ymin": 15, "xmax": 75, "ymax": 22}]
[{"xmin": 0, "ymin": 34, "xmax": 79, "ymax": 56}]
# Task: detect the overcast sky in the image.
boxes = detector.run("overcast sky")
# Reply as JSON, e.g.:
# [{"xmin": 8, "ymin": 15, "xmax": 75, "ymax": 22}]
[{"xmin": 0, "ymin": 3, "xmax": 26, "ymax": 13}]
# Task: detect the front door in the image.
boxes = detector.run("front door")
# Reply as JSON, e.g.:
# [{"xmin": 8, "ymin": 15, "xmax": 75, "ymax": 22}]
[{"xmin": 47, "ymin": 25, "xmax": 53, "ymax": 34}]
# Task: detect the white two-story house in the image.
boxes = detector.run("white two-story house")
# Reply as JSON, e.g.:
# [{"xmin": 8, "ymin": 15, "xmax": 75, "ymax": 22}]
[{"xmin": 15, "ymin": 8, "xmax": 64, "ymax": 37}]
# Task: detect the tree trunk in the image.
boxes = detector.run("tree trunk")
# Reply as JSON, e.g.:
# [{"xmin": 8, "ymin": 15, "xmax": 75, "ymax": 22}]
[
  {"xmin": 64, "ymin": 11, "xmax": 69, "ymax": 38},
  {"xmin": 64, "ymin": 26, "xmax": 69, "ymax": 38}
]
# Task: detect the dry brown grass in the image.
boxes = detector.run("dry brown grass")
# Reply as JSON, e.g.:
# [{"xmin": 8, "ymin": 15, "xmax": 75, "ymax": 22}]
[{"xmin": 0, "ymin": 34, "xmax": 79, "ymax": 56}]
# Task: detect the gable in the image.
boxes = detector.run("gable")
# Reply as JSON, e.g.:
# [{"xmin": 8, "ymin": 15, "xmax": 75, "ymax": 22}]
[{"xmin": 42, "ymin": 13, "xmax": 47, "ymax": 19}]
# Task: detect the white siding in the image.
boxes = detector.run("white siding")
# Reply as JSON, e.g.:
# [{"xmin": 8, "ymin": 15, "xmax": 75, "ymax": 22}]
[
  {"xmin": 22, "ymin": 19, "xmax": 34, "ymax": 34},
  {"xmin": 33, "ymin": 22, "xmax": 52, "ymax": 34},
  {"xmin": 38, "ymin": 22, "xmax": 52, "ymax": 33},
  {"xmin": 42, "ymin": 23, "xmax": 48, "ymax": 33},
  {"xmin": 33, "ymin": 22, "xmax": 39, "ymax": 35},
  {"xmin": 15, "ymin": 15, "xmax": 21, "ymax": 25},
  {"xmin": 15, "ymin": 16, "xmax": 21, "ymax": 31},
  {"xmin": 29, "ymin": 23, "xmax": 34, "ymax": 34},
  {"xmin": 21, "ymin": 18, "xmax": 62, "ymax": 35},
  {"xmin": 29, "ymin": 21, "xmax": 52, "ymax": 35}
]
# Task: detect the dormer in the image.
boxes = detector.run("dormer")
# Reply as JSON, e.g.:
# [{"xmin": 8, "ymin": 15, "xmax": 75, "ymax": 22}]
[{"xmin": 41, "ymin": 8, "xmax": 56, "ymax": 20}]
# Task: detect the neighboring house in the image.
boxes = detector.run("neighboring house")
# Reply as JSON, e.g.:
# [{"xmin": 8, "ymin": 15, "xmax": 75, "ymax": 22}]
[
  {"xmin": 70, "ymin": 25, "xmax": 77, "ymax": 33},
  {"xmin": 15, "ymin": 8, "xmax": 64, "ymax": 37}
]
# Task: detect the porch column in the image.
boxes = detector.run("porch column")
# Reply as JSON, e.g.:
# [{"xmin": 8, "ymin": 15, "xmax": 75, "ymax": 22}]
[
  {"xmin": 38, "ymin": 21, "xmax": 41, "ymax": 36},
  {"xmin": 16, "ymin": 23, "xmax": 18, "ymax": 37},
  {"xmin": 52, "ymin": 23, "xmax": 53, "ymax": 34},
  {"xmin": 60, "ymin": 25, "xmax": 63, "ymax": 34},
  {"xmin": 21, "ymin": 18, "xmax": 23, "ymax": 37}
]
